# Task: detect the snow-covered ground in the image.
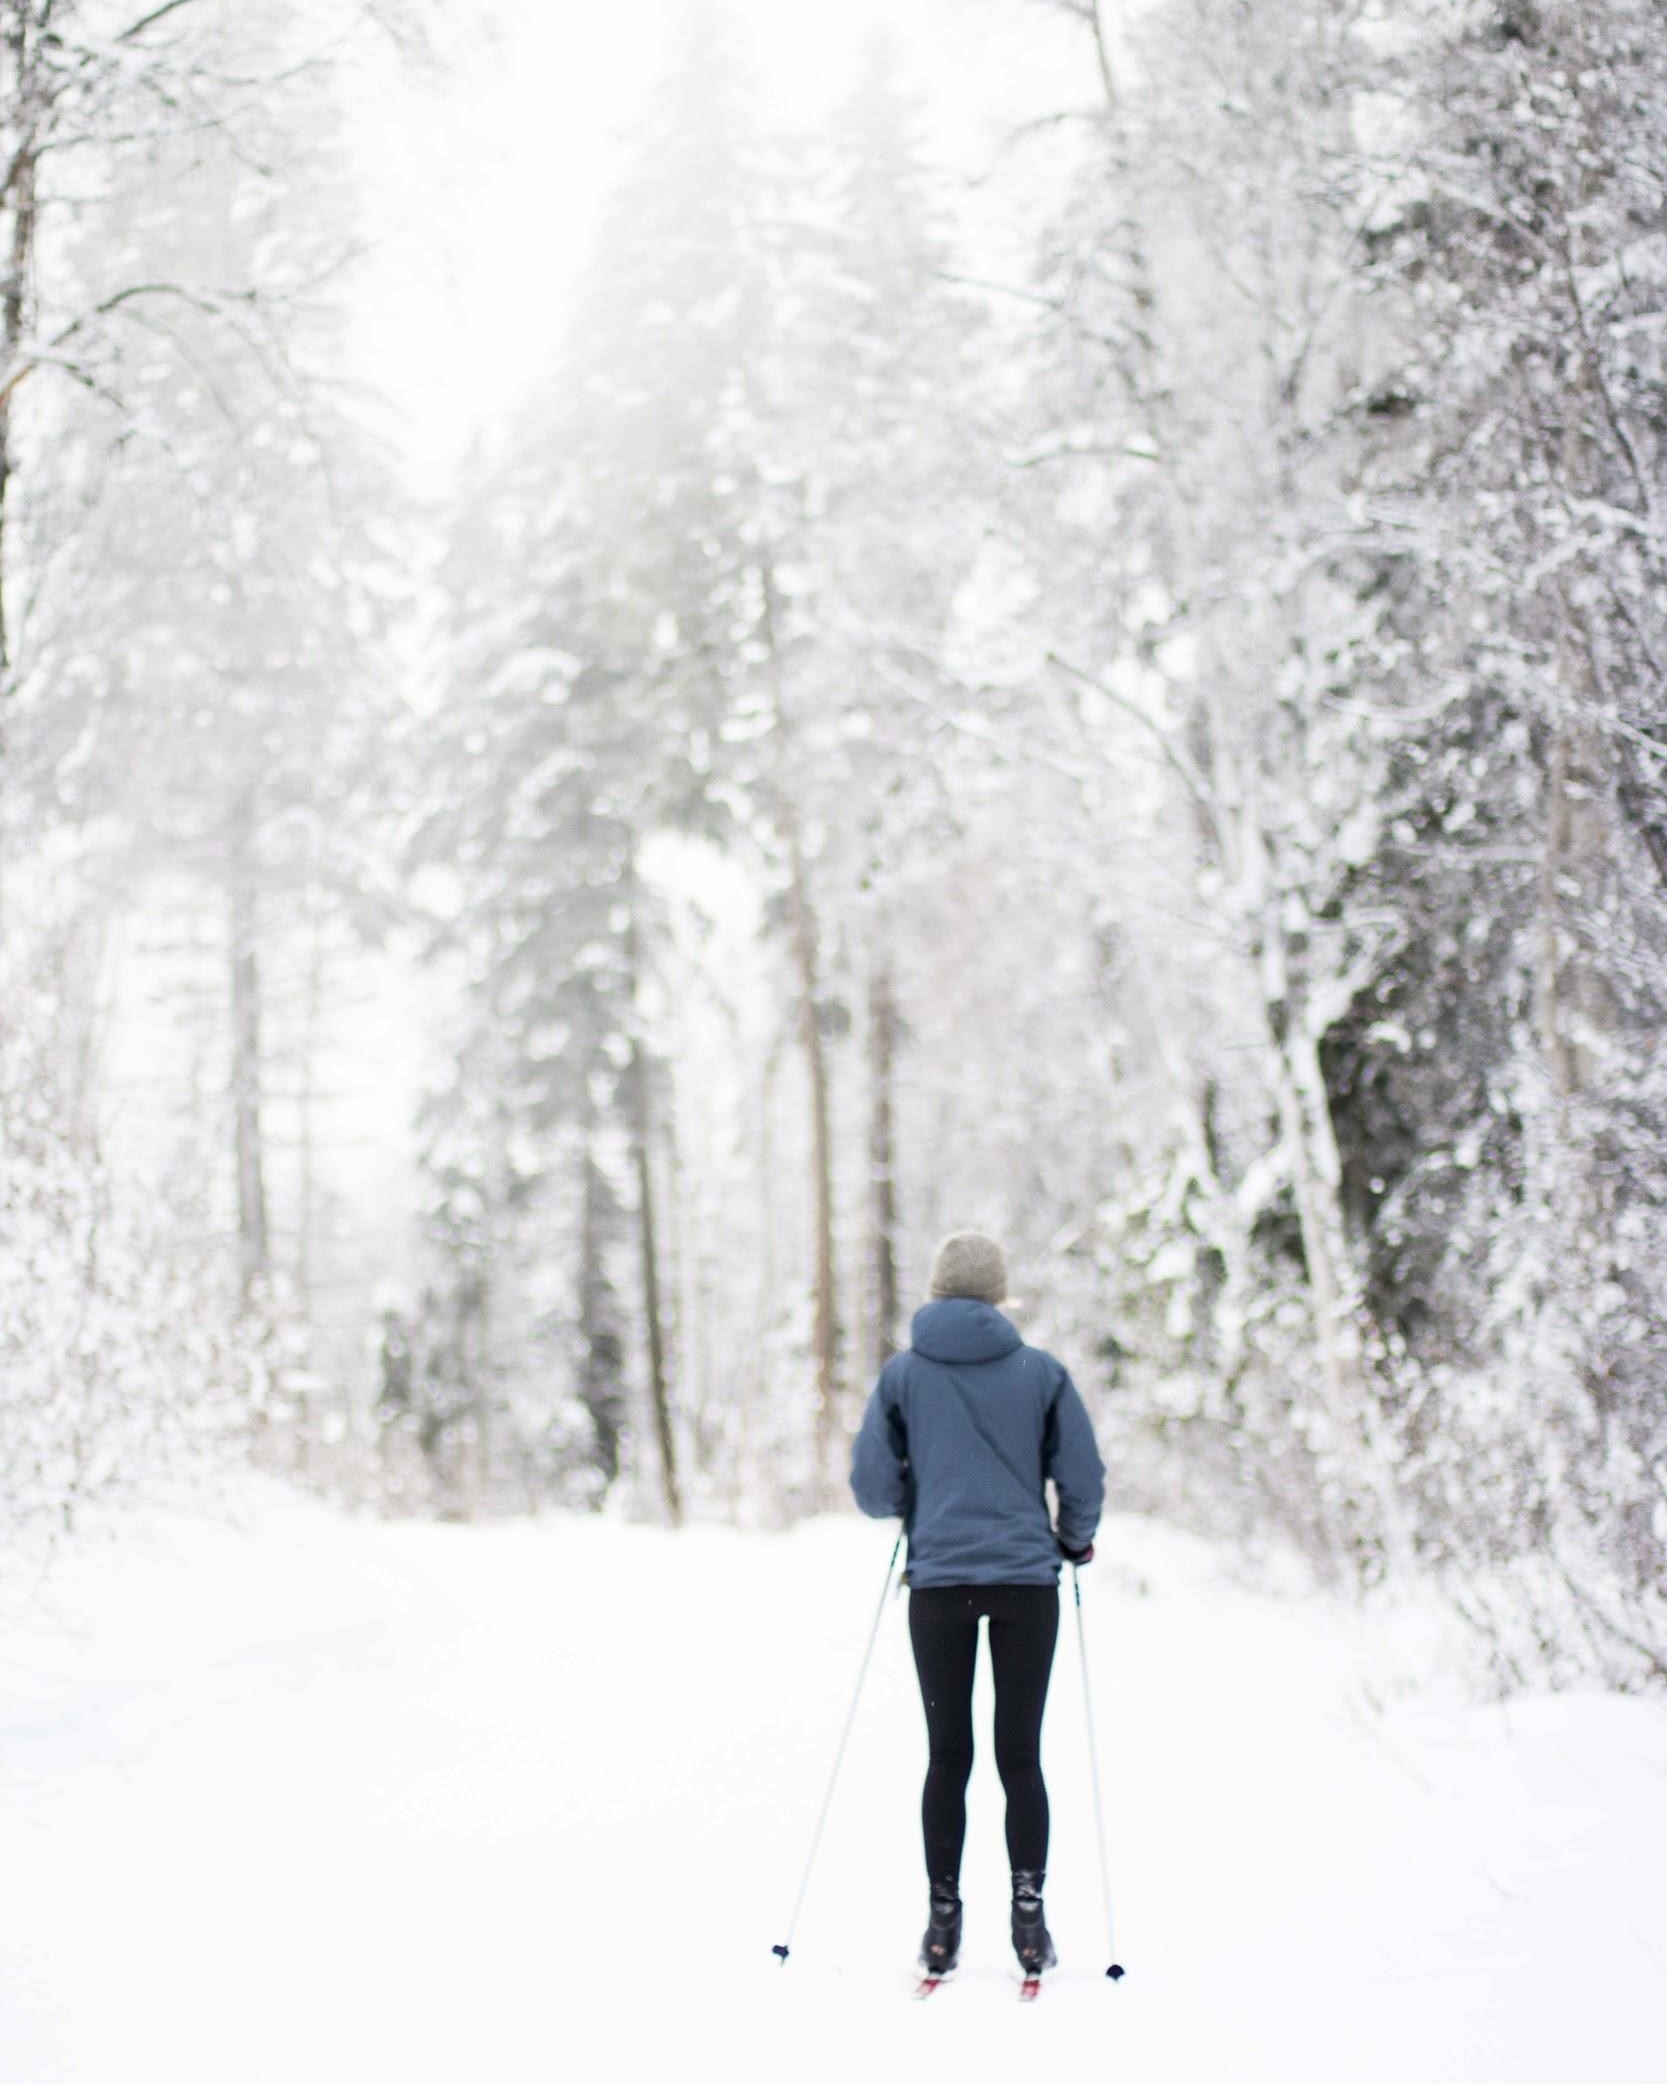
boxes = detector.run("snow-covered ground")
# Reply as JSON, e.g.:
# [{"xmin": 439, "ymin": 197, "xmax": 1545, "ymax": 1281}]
[{"xmin": 1, "ymin": 1492, "xmax": 1663, "ymax": 2083}]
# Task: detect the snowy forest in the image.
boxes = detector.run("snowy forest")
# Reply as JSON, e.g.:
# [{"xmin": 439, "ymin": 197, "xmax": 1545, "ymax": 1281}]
[{"xmin": 3, "ymin": 0, "xmax": 1666, "ymax": 1693}]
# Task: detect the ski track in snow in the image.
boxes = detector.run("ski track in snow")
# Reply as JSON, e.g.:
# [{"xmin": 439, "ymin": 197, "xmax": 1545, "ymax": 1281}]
[{"xmin": 0, "ymin": 1491, "xmax": 1663, "ymax": 2083}]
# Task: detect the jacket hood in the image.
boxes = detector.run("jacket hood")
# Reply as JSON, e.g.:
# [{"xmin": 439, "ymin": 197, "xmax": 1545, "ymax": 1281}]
[{"xmin": 910, "ymin": 1297, "xmax": 1023, "ymax": 1366}]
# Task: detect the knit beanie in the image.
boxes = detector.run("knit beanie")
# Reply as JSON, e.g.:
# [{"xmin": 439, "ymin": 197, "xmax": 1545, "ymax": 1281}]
[{"xmin": 927, "ymin": 1232, "xmax": 1008, "ymax": 1306}]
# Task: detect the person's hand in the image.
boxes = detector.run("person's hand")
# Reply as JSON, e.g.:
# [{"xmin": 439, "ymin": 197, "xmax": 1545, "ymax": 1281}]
[{"xmin": 1058, "ymin": 1535, "xmax": 1094, "ymax": 1565}]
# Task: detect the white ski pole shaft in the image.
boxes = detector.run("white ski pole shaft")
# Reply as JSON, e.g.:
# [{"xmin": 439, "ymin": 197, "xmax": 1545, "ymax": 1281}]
[
  {"xmin": 1072, "ymin": 1563, "xmax": 1126, "ymax": 1980},
  {"xmin": 773, "ymin": 1527, "xmax": 904, "ymax": 1965}
]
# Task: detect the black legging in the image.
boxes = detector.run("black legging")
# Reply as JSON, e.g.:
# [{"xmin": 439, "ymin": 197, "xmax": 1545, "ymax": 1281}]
[{"xmin": 907, "ymin": 1584, "xmax": 1059, "ymax": 1882}]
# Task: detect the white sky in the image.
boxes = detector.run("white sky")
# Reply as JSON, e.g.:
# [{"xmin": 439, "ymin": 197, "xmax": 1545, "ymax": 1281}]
[{"xmin": 342, "ymin": 0, "xmax": 1087, "ymax": 492}]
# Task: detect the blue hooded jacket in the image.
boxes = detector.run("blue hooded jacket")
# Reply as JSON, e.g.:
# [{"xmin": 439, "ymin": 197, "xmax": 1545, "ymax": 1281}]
[{"xmin": 850, "ymin": 1298, "xmax": 1105, "ymax": 1587}]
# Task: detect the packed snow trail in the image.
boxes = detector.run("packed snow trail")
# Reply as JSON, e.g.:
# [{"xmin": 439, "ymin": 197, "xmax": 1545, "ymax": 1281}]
[{"xmin": 1, "ymin": 1492, "xmax": 1663, "ymax": 2083}]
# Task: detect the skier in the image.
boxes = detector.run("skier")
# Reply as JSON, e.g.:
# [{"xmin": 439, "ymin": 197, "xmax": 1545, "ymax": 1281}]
[{"xmin": 850, "ymin": 1232, "xmax": 1105, "ymax": 1992}]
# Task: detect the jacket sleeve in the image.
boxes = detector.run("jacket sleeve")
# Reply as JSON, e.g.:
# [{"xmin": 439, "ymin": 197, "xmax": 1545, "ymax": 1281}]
[
  {"xmin": 1045, "ymin": 1366, "xmax": 1105, "ymax": 1551},
  {"xmin": 850, "ymin": 1364, "xmax": 909, "ymax": 1519}
]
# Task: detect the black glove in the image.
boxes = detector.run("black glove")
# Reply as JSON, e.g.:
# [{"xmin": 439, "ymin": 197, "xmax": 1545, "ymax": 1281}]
[{"xmin": 1057, "ymin": 1534, "xmax": 1095, "ymax": 1565}]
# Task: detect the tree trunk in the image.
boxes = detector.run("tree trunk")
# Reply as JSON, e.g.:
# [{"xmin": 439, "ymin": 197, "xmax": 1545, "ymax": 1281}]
[
  {"xmin": 629, "ymin": 1043, "xmax": 681, "ymax": 1525},
  {"xmin": 869, "ymin": 957, "xmax": 900, "ymax": 1372},
  {"xmin": 758, "ymin": 555, "xmax": 843, "ymax": 1492},
  {"xmin": 578, "ymin": 1136, "xmax": 626, "ymax": 1489},
  {"xmin": 732, "ymin": 1032, "xmax": 783, "ymax": 1517},
  {"xmin": 0, "ymin": 0, "xmax": 43, "ymax": 926},
  {"xmin": 666, "ymin": 1075, "xmax": 711, "ymax": 1481},
  {"xmin": 784, "ymin": 809, "xmax": 841, "ymax": 1491},
  {"xmin": 1538, "ymin": 599, "xmax": 1617, "ymax": 1106},
  {"xmin": 0, "ymin": 0, "xmax": 40, "ymax": 686},
  {"xmin": 455, "ymin": 1269, "xmax": 488, "ymax": 1522},
  {"xmin": 624, "ymin": 883, "xmax": 681, "ymax": 1525},
  {"xmin": 1535, "ymin": 717, "xmax": 1578, "ymax": 1102},
  {"xmin": 1086, "ymin": 0, "xmax": 1120, "ymax": 115},
  {"xmin": 295, "ymin": 892, "xmax": 325, "ymax": 1312},
  {"xmin": 227, "ymin": 825, "xmax": 270, "ymax": 1308},
  {"xmin": 1258, "ymin": 901, "xmax": 1362, "ymax": 1426}
]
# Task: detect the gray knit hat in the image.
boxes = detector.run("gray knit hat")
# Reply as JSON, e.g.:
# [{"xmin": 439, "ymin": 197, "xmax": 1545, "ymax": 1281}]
[{"xmin": 927, "ymin": 1232, "xmax": 1008, "ymax": 1306}]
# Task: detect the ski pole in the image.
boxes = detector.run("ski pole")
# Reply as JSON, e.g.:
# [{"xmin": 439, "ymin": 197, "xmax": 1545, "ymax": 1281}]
[
  {"xmin": 1071, "ymin": 1561, "xmax": 1126, "ymax": 1981},
  {"xmin": 772, "ymin": 1526, "xmax": 905, "ymax": 1966}
]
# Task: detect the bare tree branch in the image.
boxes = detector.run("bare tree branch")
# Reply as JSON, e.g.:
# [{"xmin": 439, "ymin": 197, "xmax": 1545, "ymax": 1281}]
[
  {"xmin": 117, "ymin": 0, "xmax": 207, "ymax": 43},
  {"xmin": 1045, "ymin": 648, "xmax": 1221, "ymax": 834}
]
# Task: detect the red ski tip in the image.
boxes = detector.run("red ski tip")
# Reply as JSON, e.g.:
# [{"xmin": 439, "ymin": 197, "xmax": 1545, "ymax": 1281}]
[
  {"xmin": 1019, "ymin": 1976, "xmax": 1043, "ymax": 2002},
  {"xmin": 914, "ymin": 1974, "xmax": 950, "ymax": 1999}
]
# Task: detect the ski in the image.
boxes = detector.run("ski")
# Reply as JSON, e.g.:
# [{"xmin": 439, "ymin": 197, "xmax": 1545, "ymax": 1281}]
[
  {"xmin": 1018, "ymin": 1975, "xmax": 1044, "ymax": 2002},
  {"xmin": 913, "ymin": 1973, "xmax": 952, "ymax": 2000}
]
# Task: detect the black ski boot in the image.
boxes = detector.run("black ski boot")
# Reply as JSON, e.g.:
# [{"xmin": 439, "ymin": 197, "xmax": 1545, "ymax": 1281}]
[
  {"xmin": 919, "ymin": 1879, "xmax": 963, "ymax": 1976},
  {"xmin": 1010, "ymin": 1870, "xmax": 1058, "ymax": 1976}
]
